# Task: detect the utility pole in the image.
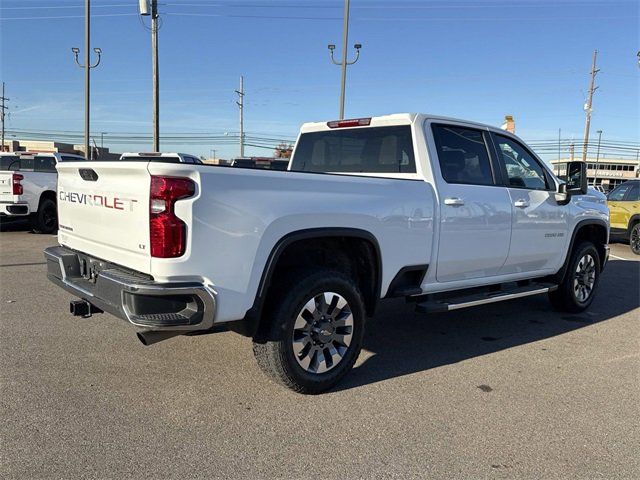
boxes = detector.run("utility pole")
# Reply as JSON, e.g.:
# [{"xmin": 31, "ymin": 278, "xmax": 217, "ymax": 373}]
[
  {"xmin": 0, "ymin": 82, "xmax": 8, "ymax": 152},
  {"xmin": 328, "ymin": 0, "xmax": 362, "ymax": 119},
  {"xmin": 582, "ymin": 49, "xmax": 599, "ymax": 162},
  {"xmin": 570, "ymin": 142, "xmax": 575, "ymax": 162},
  {"xmin": 151, "ymin": 0, "xmax": 159, "ymax": 151},
  {"xmin": 235, "ymin": 76, "xmax": 244, "ymax": 158},
  {"xmin": 71, "ymin": 0, "xmax": 101, "ymax": 160},
  {"xmin": 557, "ymin": 128, "xmax": 561, "ymax": 173},
  {"xmin": 139, "ymin": 0, "xmax": 160, "ymax": 151},
  {"xmin": 593, "ymin": 130, "xmax": 603, "ymax": 186}
]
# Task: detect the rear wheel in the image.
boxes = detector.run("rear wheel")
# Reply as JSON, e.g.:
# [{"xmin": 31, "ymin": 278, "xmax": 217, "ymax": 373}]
[
  {"xmin": 549, "ymin": 241, "xmax": 600, "ymax": 312},
  {"xmin": 630, "ymin": 223, "xmax": 640, "ymax": 255},
  {"xmin": 31, "ymin": 198, "xmax": 57, "ymax": 234},
  {"xmin": 252, "ymin": 269, "xmax": 365, "ymax": 394}
]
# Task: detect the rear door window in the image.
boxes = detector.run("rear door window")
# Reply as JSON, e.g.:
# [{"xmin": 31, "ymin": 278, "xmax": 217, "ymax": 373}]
[
  {"xmin": 291, "ymin": 125, "xmax": 416, "ymax": 174},
  {"xmin": 34, "ymin": 157, "xmax": 57, "ymax": 173},
  {"xmin": 607, "ymin": 182, "xmax": 632, "ymax": 201},
  {"xmin": 431, "ymin": 124, "xmax": 495, "ymax": 185},
  {"xmin": 624, "ymin": 182, "xmax": 639, "ymax": 201}
]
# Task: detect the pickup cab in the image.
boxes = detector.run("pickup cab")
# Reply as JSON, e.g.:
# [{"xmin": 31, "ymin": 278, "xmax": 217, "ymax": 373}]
[
  {"xmin": 44, "ymin": 114, "xmax": 609, "ymax": 393},
  {"xmin": 0, "ymin": 151, "xmax": 86, "ymax": 233}
]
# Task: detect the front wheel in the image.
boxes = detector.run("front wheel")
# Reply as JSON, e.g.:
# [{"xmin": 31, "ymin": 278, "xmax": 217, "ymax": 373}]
[
  {"xmin": 252, "ymin": 269, "xmax": 365, "ymax": 394},
  {"xmin": 549, "ymin": 241, "xmax": 601, "ymax": 312},
  {"xmin": 31, "ymin": 198, "xmax": 58, "ymax": 234},
  {"xmin": 630, "ymin": 223, "xmax": 640, "ymax": 255}
]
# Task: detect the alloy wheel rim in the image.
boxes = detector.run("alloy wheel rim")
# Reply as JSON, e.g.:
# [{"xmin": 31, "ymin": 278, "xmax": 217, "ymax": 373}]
[
  {"xmin": 43, "ymin": 205, "xmax": 57, "ymax": 229},
  {"xmin": 573, "ymin": 253, "xmax": 596, "ymax": 302},
  {"xmin": 631, "ymin": 226, "xmax": 640, "ymax": 254},
  {"xmin": 292, "ymin": 292, "xmax": 354, "ymax": 374}
]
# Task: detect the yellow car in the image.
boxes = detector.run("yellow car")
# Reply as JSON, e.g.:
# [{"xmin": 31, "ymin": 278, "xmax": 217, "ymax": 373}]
[{"xmin": 607, "ymin": 180, "xmax": 640, "ymax": 255}]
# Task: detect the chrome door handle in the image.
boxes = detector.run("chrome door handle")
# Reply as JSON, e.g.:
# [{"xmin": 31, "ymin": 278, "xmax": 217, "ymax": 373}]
[
  {"xmin": 444, "ymin": 197, "xmax": 465, "ymax": 206},
  {"xmin": 514, "ymin": 199, "xmax": 529, "ymax": 208}
]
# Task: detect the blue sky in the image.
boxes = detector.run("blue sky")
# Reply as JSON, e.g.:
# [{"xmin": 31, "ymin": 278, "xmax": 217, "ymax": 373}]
[{"xmin": 1, "ymin": 0, "xmax": 638, "ymax": 160}]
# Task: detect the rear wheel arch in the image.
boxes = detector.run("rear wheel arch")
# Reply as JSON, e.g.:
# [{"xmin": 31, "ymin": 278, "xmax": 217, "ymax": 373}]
[
  {"xmin": 38, "ymin": 190, "xmax": 57, "ymax": 208},
  {"xmin": 243, "ymin": 228, "xmax": 382, "ymax": 342}
]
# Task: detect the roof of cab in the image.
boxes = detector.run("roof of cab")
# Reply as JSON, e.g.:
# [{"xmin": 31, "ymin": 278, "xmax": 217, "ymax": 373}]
[
  {"xmin": 298, "ymin": 113, "xmax": 499, "ymax": 134},
  {"xmin": 120, "ymin": 152, "xmax": 190, "ymax": 157}
]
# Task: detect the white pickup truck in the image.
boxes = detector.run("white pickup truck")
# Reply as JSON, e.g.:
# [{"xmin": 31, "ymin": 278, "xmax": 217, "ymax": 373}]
[
  {"xmin": 45, "ymin": 113, "xmax": 609, "ymax": 393},
  {"xmin": 0, "ymin": 151, "xmax": 86, "ymax": 233}
]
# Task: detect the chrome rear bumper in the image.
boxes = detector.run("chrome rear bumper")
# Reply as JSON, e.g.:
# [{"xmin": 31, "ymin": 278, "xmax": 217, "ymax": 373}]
[{"xmin": 44, "ymin": 245, "xmax": 216, "ymax": 332}]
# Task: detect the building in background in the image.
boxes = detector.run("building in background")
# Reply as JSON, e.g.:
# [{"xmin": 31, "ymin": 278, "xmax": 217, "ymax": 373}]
[
  {"xmin": 1, "ymin": 138, "xmax": 120, "ymax": 160},
  {"xmin": 501, "ymin": 115, "xmax": 515, "ymax": 134},
  {"xmin": 550, "ymin": 157, "xmax": 639, "ymax": 192}
]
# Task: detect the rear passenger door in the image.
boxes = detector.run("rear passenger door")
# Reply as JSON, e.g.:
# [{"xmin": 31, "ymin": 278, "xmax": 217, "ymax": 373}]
[
  {"xmin": 429, "ymin": 123, "xmax": 512, "ymax": 282},
  {"xmin": 491, "ymin": 133, "xmax": 569, "ymax": 273}
]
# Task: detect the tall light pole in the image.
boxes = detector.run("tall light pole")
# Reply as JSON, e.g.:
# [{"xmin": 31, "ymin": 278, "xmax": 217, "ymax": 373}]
[
  {"xmin": 582, "ymin": 49, "xmax": 599, "ymax": 162},
  {"xmin": 139, "ymin": 0, "xmax": 160, "ymax": 151},
  {"xmin": 1, "ymin": 82, "xmax": 9, "ymax": 152},
  {"xmin": 593, "ymin": 130, "xmax": 603, "ymax": 186},
  {"xmin": 328, "ymin": 0, "xmax": 362, "ymax": 120},
  {"xmin": 71, "ymin": 0, "xmax": 101, "ymax": 160}
]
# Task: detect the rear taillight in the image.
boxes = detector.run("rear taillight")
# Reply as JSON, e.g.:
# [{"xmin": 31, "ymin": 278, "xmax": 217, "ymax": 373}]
[
  {"xmin": 149, "ymin": 176, "xmax": 195, "ymax": 258},
  {"xmin": 12, "ymin": 173, "xmax": 23, "ymax": 195}
]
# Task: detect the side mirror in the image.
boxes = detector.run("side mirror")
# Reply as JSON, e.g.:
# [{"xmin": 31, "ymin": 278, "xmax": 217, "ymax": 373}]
[{"xmin": 566, "ymin": 161, "xmax": 588, "ymax": 195}]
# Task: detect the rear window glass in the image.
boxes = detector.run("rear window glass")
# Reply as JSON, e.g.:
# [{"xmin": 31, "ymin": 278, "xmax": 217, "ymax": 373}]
[
  {"xmin": 290, "ymin": 126, "xmax": 416, "ymax": 174},
  {"xmin": 0, "ymin": 156, "xmax": 20, "ymax": 171},
  {"xmin": 120, "ymin": 156, "xmax": 181, "ymax": 163},
  {"xmin": 2, "ymin": 157, "xmax": 35, "ymax": 171}
]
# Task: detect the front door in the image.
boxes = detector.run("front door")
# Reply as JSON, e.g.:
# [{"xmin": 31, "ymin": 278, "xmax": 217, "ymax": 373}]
[
  {"xmin": 430, "ymin": 123, "xmax": 512, "ymax": 282},
  {"xmin": 491, "ymin": 133, "xmax": 569, "ymax": 273}
]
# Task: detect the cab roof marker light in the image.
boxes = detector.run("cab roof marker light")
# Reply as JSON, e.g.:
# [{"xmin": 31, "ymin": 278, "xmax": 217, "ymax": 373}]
[{"xmin": 327, "ymin": 118, "xmax": 371, "ymax": 128}]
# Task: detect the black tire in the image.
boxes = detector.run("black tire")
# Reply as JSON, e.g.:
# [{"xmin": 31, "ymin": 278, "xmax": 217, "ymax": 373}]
[
  {"xmin": 630, "ymin": 223, "xmax": 640, "ymax": 255},
  {"xmin": 31, "ymin": 198, "xmax": 58, "ymax": 234},
  {"xmin": 549, "ymin": 241, "xmax": 601, "ymax": 313},
  {"xmin": 252, "ymin": 269, "xmax": 365, "ymax": 394}
]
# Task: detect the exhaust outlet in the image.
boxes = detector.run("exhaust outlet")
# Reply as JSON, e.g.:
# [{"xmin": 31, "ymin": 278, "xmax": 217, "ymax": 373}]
[{"xmin": 136, "ymin": 331, "xmax": 182, "ymax": 346}]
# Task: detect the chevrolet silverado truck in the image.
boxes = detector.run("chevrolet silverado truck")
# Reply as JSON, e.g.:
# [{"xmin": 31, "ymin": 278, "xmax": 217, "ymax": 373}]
[
  {"xmin": 0, "ymin": 151, "xmax": 87, "ymax": 233},
  {"xmin": 44, "ymin": 114, "xmax": 609, "ymax": 393}
]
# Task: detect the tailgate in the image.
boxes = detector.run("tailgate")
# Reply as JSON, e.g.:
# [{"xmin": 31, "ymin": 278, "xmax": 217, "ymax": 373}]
[
  {"xmin": 56, "ymin": 162, "xmax": 152, "ymax": 274},
  {"xmin": 0, "ymin": 172, "xmax": 14, "ymax": 201}
]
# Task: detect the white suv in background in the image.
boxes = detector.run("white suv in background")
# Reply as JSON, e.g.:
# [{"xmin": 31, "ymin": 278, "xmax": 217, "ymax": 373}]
[{"xmin": 0, "ymin": 151, "xmax": 86, "ymax": 233}]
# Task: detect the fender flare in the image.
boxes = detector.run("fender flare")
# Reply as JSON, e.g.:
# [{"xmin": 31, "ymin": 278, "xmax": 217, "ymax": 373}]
[
  {"xmin": 556, "ymin": 218, "xmax": 609, "ymax": 283},
  {"xmin": 235, "ymin": 227, "xmax": 382, "ymax": 338}
]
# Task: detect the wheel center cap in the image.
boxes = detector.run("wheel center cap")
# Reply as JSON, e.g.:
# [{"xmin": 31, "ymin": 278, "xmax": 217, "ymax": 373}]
[{"xmin": 312, "ymin": 322, "xmax": 334, "ymax": 342}]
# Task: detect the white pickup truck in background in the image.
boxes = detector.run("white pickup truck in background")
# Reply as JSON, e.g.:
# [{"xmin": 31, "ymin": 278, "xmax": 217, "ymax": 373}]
[
  {"xmin": 119, "ymin": 152, "xmax": 203, "ymax": 164},
  {"xmin": 0, "ymin": 151, "xmax": 86, "ymax": 233},
  {"xmin": 45, "ymin": 113, "xmax": 609, "ymax": 393}
]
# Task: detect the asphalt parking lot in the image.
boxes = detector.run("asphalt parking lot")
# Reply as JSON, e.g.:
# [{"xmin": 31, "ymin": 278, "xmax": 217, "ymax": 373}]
[{"xmin": 1, "ymin": 220, "xmax": 639, "ymax": 479}]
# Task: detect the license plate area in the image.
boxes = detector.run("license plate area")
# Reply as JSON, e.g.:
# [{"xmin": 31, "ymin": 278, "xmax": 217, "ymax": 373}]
[{"xmin": 76, "ymin": 253, "xmax": 108, "ymax": 283}]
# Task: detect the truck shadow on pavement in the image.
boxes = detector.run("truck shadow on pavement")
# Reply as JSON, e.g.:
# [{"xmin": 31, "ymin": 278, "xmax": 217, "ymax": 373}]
[
  {"xmin": 336, "ymin": 259, "xmax": 640, "ymax": 392},
  {"xmin": 0, "ymin": 218, "xmax": 33, "ymax": 233}
]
